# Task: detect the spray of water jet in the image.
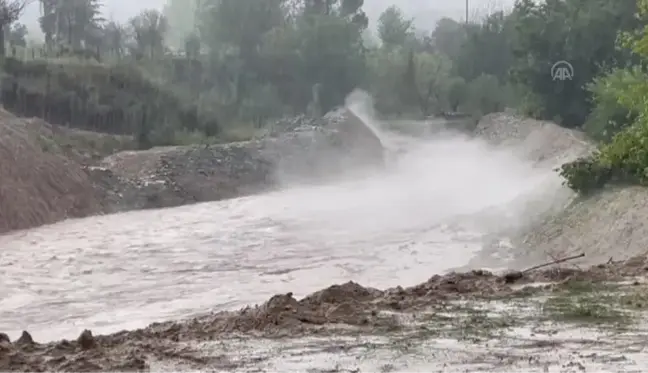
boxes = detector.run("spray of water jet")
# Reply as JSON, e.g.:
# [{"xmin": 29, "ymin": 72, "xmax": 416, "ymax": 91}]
[{"xmin": 274, "ymin": 89, "xmax": 568, "ymax": 236}]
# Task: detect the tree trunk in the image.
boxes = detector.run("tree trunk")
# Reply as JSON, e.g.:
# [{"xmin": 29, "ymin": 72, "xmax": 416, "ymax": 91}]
[{"xmin": 0, "ymin": 25, "xmax": 6, "ymax": 57}]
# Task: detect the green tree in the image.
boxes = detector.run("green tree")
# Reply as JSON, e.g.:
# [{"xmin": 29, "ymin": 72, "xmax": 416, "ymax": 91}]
[
  {"xmin": 0, "ymin": 0, "xmax": 29, "ymax": 56},
  {"xmin": 101, "ymin": 20, "xmax": 127, "ymax": 59},
  {"xmin": 510, "ymin": 0, "xmax": 639, "ymax": 127},
  {"xmin": 431, "ymin": 18, "xmax": 465, "ymax": 62},
  {"xmin": 454, "ymin": 11, "xmax": 514, "ymax": 83},
  {"xmin": 560, "ymin": 0, "xmax": 648, "ymax": 193},
  {"xmin": 377, "ymin": 5, "xmax": 413, "ymax": 48},
  {"xmin": 4, "ymin": 21, "xmax": 27, "ymax": 48},
  {"xmin": 129, "ymin": 9, "xmax": 168, "ymax": 59},
  {"xmin": 582, "ymin": 67, "xmax": 644, "ymax": 142},
  {"xmin": 39, "ymin": 0, "xmax": 104, "ymax": 51}
]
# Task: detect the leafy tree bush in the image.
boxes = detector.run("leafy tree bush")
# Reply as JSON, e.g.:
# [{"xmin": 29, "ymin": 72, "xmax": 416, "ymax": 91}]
[
  {"xmin": 509, "ymin": 0, "xmax": 639, "ymax": 127},
  {"xmin": 559, "ymin": 0, "xmax": 648, "ymax": 193},
  {"xmin": 582, "ymin": 67, "xmax": 644, "ymax": 142}
]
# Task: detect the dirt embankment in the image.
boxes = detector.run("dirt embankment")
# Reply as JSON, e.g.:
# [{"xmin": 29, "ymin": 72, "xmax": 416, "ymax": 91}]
[
  {"xmin": 471, "ymin": 112, "xmax": 648, "ymax": 269},
  {"xmin": 517, "ymin": 186, "xmax": 648, "ymax": 267},
  {"xmin": 0, "ymin": 107, "xmax": 384, "ymax": 233},
  {"xmin": 0, "ymin": 107, "xmax": 140, "ymax": 234},
  {"xmin": 473, "ymin": 111, "xmax": 593, "ymax": 166},
  {"xmin": 0, "ymin": 110, "xmax": 103, "ymax": 234},
  {"xmin": 2, "ymin": 255, "xmax": 647, "ymax": 372}
]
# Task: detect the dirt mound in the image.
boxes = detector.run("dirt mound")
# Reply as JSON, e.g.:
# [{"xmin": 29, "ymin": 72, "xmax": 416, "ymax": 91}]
[
  {"xmin": 4, "ymin": 257, "xmax": 648, "ymax": 372},
  {"xmin": 474, "ymin": 112, "xmax": 593, "ymax": 166},
  {"xmin": 100, "ymin": 108, "xmax": 385, "ymax": 209},
  {"xmin": 472, "ymin": 113, "xmax": 648, "ymax": 270},
  {"xmin": 513, "ymin": 186, "xmax": 648, "ymax": 268},
  {"xmin": 0, "ymin": 110, "xmax": 102, "ymax": 234}
]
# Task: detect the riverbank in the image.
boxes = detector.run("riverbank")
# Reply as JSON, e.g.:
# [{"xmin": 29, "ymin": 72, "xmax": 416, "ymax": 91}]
[
  {"xmin": 0, "ymin": 106, "xmax": 384, "ymax": 234},
  {"xmin": 3, "ymin": 255, "xmax": 648, "ymax": 371}
]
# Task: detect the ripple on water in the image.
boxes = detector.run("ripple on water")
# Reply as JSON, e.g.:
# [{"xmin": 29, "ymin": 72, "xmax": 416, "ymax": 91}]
[{"xmin": 0, "ymin": 196, "xmax": 483, "ymax": 342}]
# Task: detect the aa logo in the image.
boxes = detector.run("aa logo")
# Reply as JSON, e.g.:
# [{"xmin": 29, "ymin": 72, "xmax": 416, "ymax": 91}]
[{"xmin": 551, "ymin": 60, "xmax": 573, "ymax": 81}]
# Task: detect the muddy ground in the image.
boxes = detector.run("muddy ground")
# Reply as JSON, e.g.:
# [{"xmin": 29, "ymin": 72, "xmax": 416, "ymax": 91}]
[{"xmin": 4, "ymin": 255, "xmax": 648, "ymax": 372}]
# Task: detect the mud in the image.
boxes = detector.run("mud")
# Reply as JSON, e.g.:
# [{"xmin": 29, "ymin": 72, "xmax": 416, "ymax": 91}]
[{"xmin": 3, "ymin": 255, "xmax": 648, "ymax": 372}]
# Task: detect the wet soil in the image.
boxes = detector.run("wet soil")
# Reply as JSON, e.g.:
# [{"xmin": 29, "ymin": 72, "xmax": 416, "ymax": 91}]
[{"xmin": 3, "ymin": 254, "xmax": 648, "ymax": 372}]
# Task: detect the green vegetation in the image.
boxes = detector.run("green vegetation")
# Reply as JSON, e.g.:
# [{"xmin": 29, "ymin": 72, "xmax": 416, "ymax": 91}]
[
  {"xmin": 0, "ymin": 0, "xmax": 529, "ymax": 150},
  {"xmin": 558, "ymin": 0, "xmax": 648, "ymax": 194},
  {"xmin": 541, "ymin": 281, "xmax": 632, "ymax": 325},
  {"xmin": 2, "ymin": 0, "xmax": 648, "ymax": 191}
]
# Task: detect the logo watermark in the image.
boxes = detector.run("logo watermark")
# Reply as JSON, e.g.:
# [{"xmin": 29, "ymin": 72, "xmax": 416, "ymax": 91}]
[{"xmin": 551, "ymin": 60, "xmax": 573, "ymax": 81}]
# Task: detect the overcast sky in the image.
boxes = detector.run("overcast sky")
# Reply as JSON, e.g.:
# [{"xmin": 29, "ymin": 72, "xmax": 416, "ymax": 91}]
[{"xmin": 18, "ymin": 0, "xmax": 515, "ymax": 40}]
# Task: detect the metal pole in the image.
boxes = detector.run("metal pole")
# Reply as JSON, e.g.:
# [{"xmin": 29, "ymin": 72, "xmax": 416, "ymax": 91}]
[{"xmin": 465, "ymin": 0, "xmax": 468, "ymax": 23}]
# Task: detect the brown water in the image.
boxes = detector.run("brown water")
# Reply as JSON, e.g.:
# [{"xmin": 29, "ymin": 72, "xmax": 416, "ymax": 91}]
[{"xmin": 0, "ymin": 106, "xmax": 569, "ymax": 344}]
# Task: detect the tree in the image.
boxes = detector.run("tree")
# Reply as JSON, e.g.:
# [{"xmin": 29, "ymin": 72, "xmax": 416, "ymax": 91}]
[
  {"xmin": 0, "ymin": 0, "xmax": 29, "ymax": 56},
  {"xmin": 431, "ymin": 18, "xmax": 465, "ymax": 60},
  {"xmin": 199, "ymin": 0, "xmax": 286, "ymax": 54},
  {"xmin": 454, "ymin": 11, "xmax": 514, "ymax": 83},
  {"xmin": 559, "ymin": 0, "xmax": 648, "ymax": 193},
  {"xmin": 129, "ymin": 9, "xmax": 168, "ymax": 59},
  {"xmin": 510, "ymin": 0, "xmax": 639, "ymax": 127},
  {"xmin": 4, "ymin": 21, "xmax": 27, "ymax": 48},
  {"xmin": 377, "ymin": 5, "xmax": 413, "ymax": 48},
  {"xmin": 39, "ymin": 0, "xmax": 104, "ymax": 51},
  {"xmin": 184, "ymin": 32, "xmax": 200, "ymax": 58},
  {"xmin": 292, "ymin": 13, "xmax": 367, "ymax": 112},
  {"xmin": 102, "ymin": 20, "xmax": 127, "ymax": 59},
  {"xmin": 403, "ymin": 50, "xmax": 453, "ymax": 117}
]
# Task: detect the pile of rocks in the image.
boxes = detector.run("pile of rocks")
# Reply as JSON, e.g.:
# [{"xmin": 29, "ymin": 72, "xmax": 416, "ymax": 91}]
[{"xmin": 97, "ymin": 107, "xmax": 386, "ymax": 210}]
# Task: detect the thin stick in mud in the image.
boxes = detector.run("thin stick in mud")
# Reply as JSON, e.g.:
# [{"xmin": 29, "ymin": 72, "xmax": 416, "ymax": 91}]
[
  {"xmin": 522, "ymin": 253, "xmax": 585, "ymax": 273},
  {"xmin": 503, "ymin": 253, "xmax": 585, "ymax": 283}
]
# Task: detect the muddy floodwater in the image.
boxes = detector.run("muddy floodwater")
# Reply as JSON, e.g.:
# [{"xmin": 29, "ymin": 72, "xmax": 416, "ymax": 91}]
[
  {"xmin": 2, "ymin": 127, "xmax": 624, "ymax": 372},
  {"xmin": 0, "ymin": 191, "xmax": 486, "ymax": 341}
]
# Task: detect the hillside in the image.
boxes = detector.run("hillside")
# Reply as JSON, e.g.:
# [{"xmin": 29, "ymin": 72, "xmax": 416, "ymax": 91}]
[{"xmin": 0, "ymin": 110, "xmax": 102, "ymax": 233}]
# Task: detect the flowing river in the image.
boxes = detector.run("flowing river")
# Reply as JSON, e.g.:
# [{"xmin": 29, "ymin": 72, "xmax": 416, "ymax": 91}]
[{"xmin": 0, "ymin": 120, "xmax": 565, "ymax": 345}]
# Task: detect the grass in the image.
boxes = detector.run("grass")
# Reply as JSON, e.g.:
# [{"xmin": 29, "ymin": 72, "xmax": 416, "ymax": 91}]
[
  {"xmin": 541, "ymin": 280, "xmax": 633, "ymax": 326},
  {"xmin": 386, "ymin": 280, "xmax": 648, "ymax": 351},
  {"xmin": 385, "ymin": 301, "xmax": 521, "ymax": 350},
  {"xmin": 30, "ymin": 121, "xmax": 136, "ymax": 160}
]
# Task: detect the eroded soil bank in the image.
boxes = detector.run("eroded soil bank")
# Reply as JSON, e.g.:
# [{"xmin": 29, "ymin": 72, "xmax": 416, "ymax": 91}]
[{"xmin": 4, "ymin": 255, "xmax": 648, "ymax": 372}]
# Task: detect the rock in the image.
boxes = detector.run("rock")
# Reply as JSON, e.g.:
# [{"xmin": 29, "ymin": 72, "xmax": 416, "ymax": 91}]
[
  {"xmin": 503, "ymin": 271, "xmax": 524, "ymax": 283},
  {"xmin": 77, "ymin": 329, "xmax": 95, "ymax": 350},
  {"xmin": 0, "ymin": 333, "xmax": 10, "ymax": 353},
  {"xmin": 99, "ymin": 108, "xmax": 385, "ymax": 209},
  {"xmin": 265, "ymin": 108, "xmax": 385, "ymax": 184},
  {"xmin": 16, "ymin": 331, "xmax": 33, "ymax": 345}
]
